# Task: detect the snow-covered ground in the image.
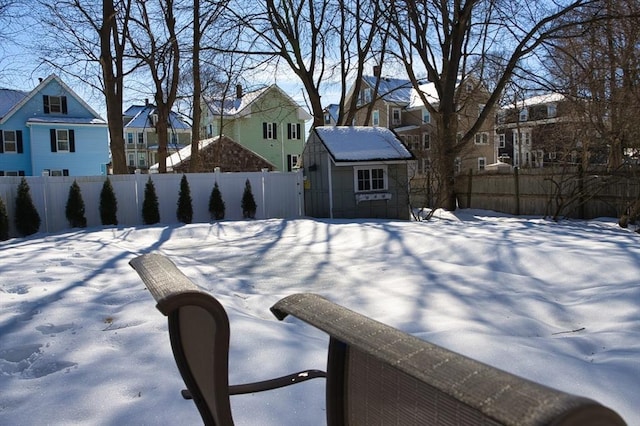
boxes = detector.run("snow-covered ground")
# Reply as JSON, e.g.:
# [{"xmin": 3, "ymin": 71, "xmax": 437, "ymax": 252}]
[{"xmin": 1, "ymin": 210, "xmax": 638, "ymax": 425}]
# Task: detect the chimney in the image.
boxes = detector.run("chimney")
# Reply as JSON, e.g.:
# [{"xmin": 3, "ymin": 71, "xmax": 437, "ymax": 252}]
[
  {"xmin": 373, "ymin": 65, "xmax": 381, "ymax": 77},
  {"xmin": 236, "ymin": 84, "xmax": 243, "ymax": 99}
]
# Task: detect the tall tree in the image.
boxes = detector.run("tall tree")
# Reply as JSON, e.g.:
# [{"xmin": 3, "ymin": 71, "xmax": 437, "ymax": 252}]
[
  {"xmin": 127, "ymin": 0, "xmax": 183, "ymax": 173},
  {"xmin": 387, "ymin": 0, "xmax": 603, "ymax": 210},
  {"xmin": 221, "ymin": 0, "xmax": 385, "ymax": 126},
  {"xmin": 35, "ymin": 0, "xmax": 135, "ymax": 174},
  {"xmin": 544, "ymin": 0, "xmax": 640, "ymax": 170}
]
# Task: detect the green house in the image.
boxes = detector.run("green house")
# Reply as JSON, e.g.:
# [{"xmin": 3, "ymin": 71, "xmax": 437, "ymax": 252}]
[{"xmin": 201, "ymin": 84, "xmax": 312, "ymax": 171}]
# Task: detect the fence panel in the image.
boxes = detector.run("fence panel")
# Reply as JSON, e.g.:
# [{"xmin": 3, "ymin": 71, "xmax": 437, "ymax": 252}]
[{"xmin": 0, "ymin": 171, "xmax": 304, "ymax": 238}]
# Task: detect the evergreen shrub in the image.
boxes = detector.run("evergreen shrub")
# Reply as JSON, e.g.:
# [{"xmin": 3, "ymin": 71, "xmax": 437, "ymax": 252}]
[
  {"xmin": 142, "ymin": 177, "xmax": 160, "ymax": 225},
  {"xmin": 208, "ymin": 181, "xmax": 225, "ymax": 220},
  {"xmin": 176, "ymin": 174, "xmax": 193, "ymax": 224},
  {"xmin": 99, "ymin": 177, "xmax": 118, "ymax": 226},
  {"xmin": 241, "ymin": 178, "xmax": 257, "ymax": 219},
  {"xmin": 65, "ymin": 180, "xmax": 87, "ymax": 228},
  {"xmin": 15, "ymin": 177, "xmax": 41, "ymax": 236}
]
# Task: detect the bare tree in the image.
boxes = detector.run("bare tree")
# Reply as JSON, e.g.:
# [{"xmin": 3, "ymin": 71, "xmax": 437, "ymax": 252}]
[
  {"xmin": 387, "ymin": 0, "xmax": 603, "ymax": 210},
  {"xmin": 544, "ymin": 0, "xmax": 640, "ymax": 170},
  {"xmin": 126, "ymin": 0, "xmax": 184, "ymax": 173},
  {"xmin": 217, "ymin": 0, "xmax": 386, "ymax": 127},
  {"xmin": 35, "ymin": 0, "xmax": 135, "ymax": 174}
]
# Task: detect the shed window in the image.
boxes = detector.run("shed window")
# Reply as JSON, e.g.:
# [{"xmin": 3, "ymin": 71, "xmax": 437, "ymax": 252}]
[{"xmin": 354, "ymin": 165, "xmax": 387, "ymax": 192}]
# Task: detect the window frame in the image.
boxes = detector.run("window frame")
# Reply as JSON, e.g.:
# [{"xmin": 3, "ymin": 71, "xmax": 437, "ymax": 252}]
[
  {"xmin": 478, "ymin": 157, "xmax": 487, "ymax": 171},
  {"xmin": 353, "ymin": 165, "xmax": 388, "ymax": 193},
  {"xmin": 56, "ymin": 129, "xmax": 70, "ymax": 152},
  {"xmin": 474, "ymin": 132, "xmax": 489, "ymax": 145},
  {"xmin": 422, "ymin": 108, "xmax": 431, "ymax": 124},
  {"xmin": 519, "ymin": 108, "xmax": 529, "ymax": 122},
  {"xmin": 372, "ymin": 110, "xmax": 380, "ymax": 127},
  {"xmin": 422, "ymin": 132, "xmax": 431, "ymax": 150},
  {"xmin": 2, "ymin": 130, "xmax": 17, "ymax": 153},
  {"xmin": 498, "ymin": 133, "xmax": 506, "ymax": 148},
  {"xmin": 391, "ymin": 108, "xmax": 401, "ymax": 125}
]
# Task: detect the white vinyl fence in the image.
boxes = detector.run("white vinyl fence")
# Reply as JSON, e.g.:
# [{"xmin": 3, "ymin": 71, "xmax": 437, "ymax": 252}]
[{"xmin": 0, "ymin": 170, "xmax": 304, "ymax": 237}]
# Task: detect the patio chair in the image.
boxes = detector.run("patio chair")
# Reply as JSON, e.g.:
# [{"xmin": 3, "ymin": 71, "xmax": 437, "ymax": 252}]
[{"xmin": 129, "ymin": 253, "xmax": 326, "ymax": 426}]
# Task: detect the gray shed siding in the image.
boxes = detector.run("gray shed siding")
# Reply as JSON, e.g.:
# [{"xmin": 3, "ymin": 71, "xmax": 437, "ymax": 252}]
[{"xmin": 303, "ymin": 132, "xmax": 410, "ymax": 220}]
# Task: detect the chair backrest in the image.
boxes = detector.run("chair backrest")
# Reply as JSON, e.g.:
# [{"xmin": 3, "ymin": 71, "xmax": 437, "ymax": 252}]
[
  {"xmin": 130, "ymin": 253, "xmax": 234, "ymax": 426},
  {"xmin": 271, "ymin": 293, "xmax": 626, "ymax": 426}
]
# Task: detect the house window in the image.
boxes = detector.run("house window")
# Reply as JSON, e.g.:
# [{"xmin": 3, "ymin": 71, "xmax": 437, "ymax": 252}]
[
  {"xmin": 354, "ymin": 166, "xmax": 387, "ymax": 192},
  {"xmin": 2, "ymin": 130, "xmax": 17, "ymax": 153},
  {"xmin": 474, "ymin": 132, "xmax": 489, "ymax": 145},
  {"xmin": 523, "ymin": 131, "xmax": 531, "ymax": 146},
  {"xmin": 137, "ymin": 132, "xmax": 144, "ymax": 145},
  {"xmin": 263, "ymin": 122, "xmax": 277, "ymax": 139},
  {"xmin": 422, "ymin": 108, "xmax": 431, "ymax": 124},
  {"xmin": 362, "ymin": 88, "xmax": 372, "ymax": 104},
  {"xmin": 43, "ymin": 95, "xmax": 67, "ymax": 114},
  {"xmin": 324, "ymin": 112, "xmax": 331, "ymax": 124},
  {"xmin": 422, "ymin": 132, "xmax": 430, "ymax": 150},
  {"xmin": 288, "ymin": 154, "xmax": 300, "ymax": 171},
  {"xmin": 138, "ymin": 153, "xmax": 146, "ymax": 167},
  {"xmin": 128, "ymin": 153, "xmax": 135, "ymax": 167},
  {"xmin": 372, "ymin": 110, "xmax": 380, "ymax": 126},
  {"xmin": 50, "ymin": 169, "xmax": 69, "ymax": 177},
  {"xmin": 454, "ymin": 157, "xmax": 461, "ymax": 173},
  {"xmin": 498, "ymin": 133, "xmax": 505, "ymax": 148},
  {"xmin": 478, "ymin": 104, "xmax": 485, "ymax": 117},
  {"xmin": 392, "ymin": 108, "xmax": 401, "ymax": 125},
  {"xmin": 55, "ymin": 130, "xmax": 70, "ymax": 152},
  {"xmin": 478, "ymin": 157, "xmax": 486, "ymax": 170},
  {"xmin": 170, "ymin": 133, "xmax": 178, "ymax": 146},
  {"xmin": 497, "ymin": 110, "xmax": 505, "ymax": 124},
  {"xmin": 421, "ymin": 158, "xmax": 431, "ymax": 174},
  {"xmin": 547, "ymin": 104, "xmax": 557, "ymax": 118},
  {"xmin": 288, "ymin": 123, "xmax": 301, "ymax": 140},
  {"xmin": 127, "ymin": 133, "xmax": 134, "ymax": 144},
  {"xmin": 519, "ymin": 108, "xmax": 528, "ymax": 122}
]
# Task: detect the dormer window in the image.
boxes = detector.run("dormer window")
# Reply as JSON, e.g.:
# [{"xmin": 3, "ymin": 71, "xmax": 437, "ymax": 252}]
[
  {"xmin": 151, "ymin": 114, "xmax": 159, "ymax": 126},
  {"xmin": 43, "ymin": 95, "xmax": 67, "ymax": 114},
  {"xmin": 547, "ymin": 104, "xmax": 557, "ymax": 118},
  {"xmin": 422, "ymin": 108, "xmax": 431, "ymax": 124},
  {"xmin": 519, "ymin": 108, "xmax": 528, "ymax": 122}
]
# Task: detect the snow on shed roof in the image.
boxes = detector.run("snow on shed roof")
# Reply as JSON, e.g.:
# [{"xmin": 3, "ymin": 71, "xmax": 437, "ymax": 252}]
[{"xmin": 315, "ymin": 126, "xmax": 413, "ymax": 162}]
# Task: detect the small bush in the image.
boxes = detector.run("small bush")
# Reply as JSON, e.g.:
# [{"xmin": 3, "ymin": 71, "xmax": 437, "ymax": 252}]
[
  {"xmin": 0, "ymin": 196, "xmax": 9, "ymax": 241},
  {"xmin": 241, "ymin": 178, "xmax": 257, "ymax": 219},
  {"xmin": 208, "ymin": 181, "xmax": 225, "ymax": 220},
  {"xmin": 65, "ymin": 180, "xmax": 87, "ymax": 228},
  {"xmin": 99, "ymin": 177, "xmax": 118, "ymax": 226},
  {"xmin": 15, "ymin": 177, "xmax": 41, "ymax": 236},
  {"xmin": 142, "ymin": 177, "xmax": 160, "ymax": 225},
  {"xmin": 176, "ymin": 174, "xmax": 193, "ymax": 224}
]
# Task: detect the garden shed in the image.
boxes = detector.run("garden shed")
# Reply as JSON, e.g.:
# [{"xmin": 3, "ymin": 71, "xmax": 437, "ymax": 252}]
[{"xmin": 302, "ymin": 126, "xmax": 413, "ymax": 220}]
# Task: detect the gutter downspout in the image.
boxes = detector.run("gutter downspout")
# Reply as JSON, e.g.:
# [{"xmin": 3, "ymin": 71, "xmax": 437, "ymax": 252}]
[{"xmin": 327, "ymin": 153, "xmax": 333, "ymax": 219}]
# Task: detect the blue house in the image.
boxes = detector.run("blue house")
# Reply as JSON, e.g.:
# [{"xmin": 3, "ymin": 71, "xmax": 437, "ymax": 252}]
[{"xmin": 0, "ymin": 75, "xmax": 109, "ymax": 176}]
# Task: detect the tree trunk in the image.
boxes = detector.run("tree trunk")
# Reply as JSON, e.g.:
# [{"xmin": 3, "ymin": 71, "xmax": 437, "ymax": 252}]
[{"xmin": 190, "ymin": 0, "xmax": 201, "ymax": 173}]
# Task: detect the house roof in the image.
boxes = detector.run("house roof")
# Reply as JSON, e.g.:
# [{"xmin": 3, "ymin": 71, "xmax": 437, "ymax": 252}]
[
  {"xmin": 150, "ymin": 136, "xmax": 274, "ymax": 171},
  {"xmin": 0, "ymin": 74, "xmax": 105, "ymax": 125},
  {"xmin": 204, "ymin": 84, "xmax": 312, "ymax": 120},
  {"xmin": 503, "ymin": 93, "xmax": 566, "ymax": 109},
  {"xmin": 314, "ymin": 126, "xmax": 413, "ymax": 162},
  {"xmin": 0, "ymin": 88, "xmax": 29, "ymax": 119},
  {"xmin": 361, "ymin": 75, "xmax": 414, "ymax": 105},
  {"xmin": 323, "ymin": 103, "xmax": 340, "ymax": 122},
  {"xmin": 123, "ymin": 104, "xmax": 191, "ymax": 130}
]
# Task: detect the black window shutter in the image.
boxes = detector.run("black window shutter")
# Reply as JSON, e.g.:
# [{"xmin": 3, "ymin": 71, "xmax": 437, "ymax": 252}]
[
  {"xmin": 0, "ymin": 171, "xmax": 4, "ymax": 176},
  {"xmin": 62, "ymin": 96, "xmax": 68, "ymax": 114},
  {"xmin": 44, "ymin": 95, "xmax": 50, "ymax": 114},
  {"xmin": 287, "ymin": 123, "xmax": 292, "ymax": 139},
  {"xmin": 18, "ymin": 170, "xmax": 25, "ymax": 176},
  {"xmin": 69, "ymin": 130, "xmax": 75, "ymax": 152},
  {"xmin": 273, "ymin": 123, "xmax": 277, "ymax": 139},
  {"xmin": 263, "ymin": 122, "xmax": 267, "ymax": 139},
  {"xmin": 17, "ymin": 131, "xmax": 23, "ymax": 153},
  {"xmin": 287, "ymin": 154, "xmax": 292, "ymax": 172},
  {"xmin": 296, "ymin": 123, "xmax": 301, "ymax": 139},
  {"xmin": 0, "ymin": 131, "xmax": 3, "ymax": 153},
  {"xmin": 63, "ymin": 169, "xmax": 69, "ymax": 176},
  {"xmin": 50, "ymin": 129, "xmax": 57, "ymax": 152}
]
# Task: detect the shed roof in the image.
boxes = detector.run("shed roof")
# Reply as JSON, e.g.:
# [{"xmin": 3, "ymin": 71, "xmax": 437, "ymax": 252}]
[{"xmin": 315, "ymin": 126, "xmax": 413, "ymax": 162}]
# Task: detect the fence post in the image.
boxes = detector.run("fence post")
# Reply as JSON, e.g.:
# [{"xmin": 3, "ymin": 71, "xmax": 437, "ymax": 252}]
[
  {"xmin": 466, "ymin": 168, "xmax": 473, "ymax": 208},
  {"xmin": 261, "ymin": 168, "xmax": 268, "ymax": 219},
  {"xmin": 514, "ymin": 167, "xmax": 520, "ymax": 215}
]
